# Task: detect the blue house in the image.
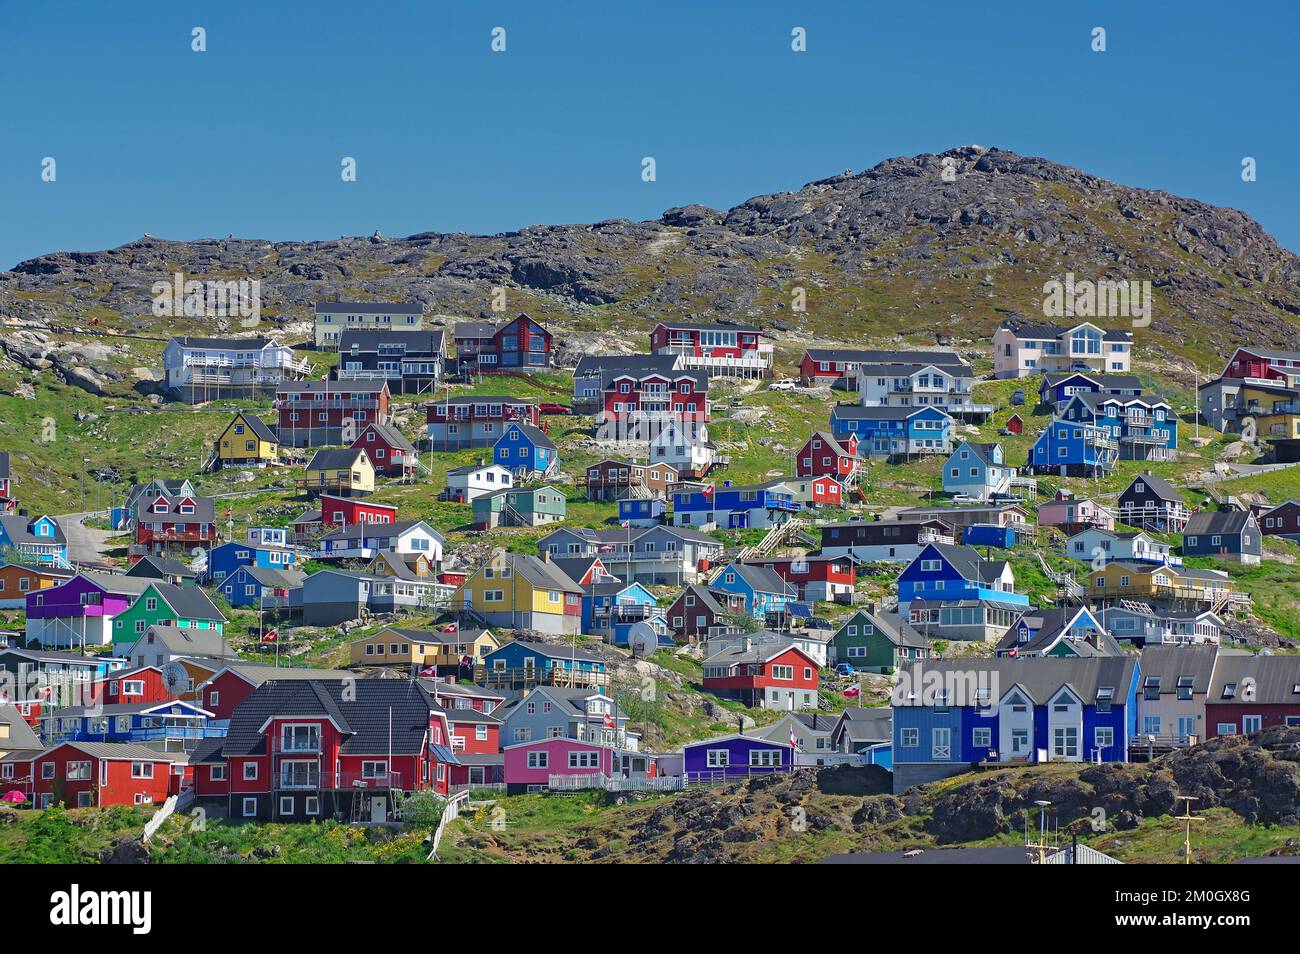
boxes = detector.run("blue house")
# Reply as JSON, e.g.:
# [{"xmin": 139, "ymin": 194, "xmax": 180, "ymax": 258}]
[
  {"xmin": 1038, "ymin": 371, "xmax": 1143, "ymax": 409},
  {"xmin": 670, "ymin": 480, "xmax": 799, "ymax": 530},
  {"xmin": 216, "ymin": 565, "xmax": 304, "ymax": 608},
  {"xmin": 681, "ymin": 732, "xmax": 793, "ymax": 782},
  {"xmin": 40, "ymin": 700, "xmax": 222, "ymax": 747},
  {"xmin": 1027, "ymin": 416, "xmax": 1118, "ymax": 477},
  {"xmin": 943, "ymin": 442, "xmax": 1014, "ymax": 499},
  {"xmin": 711, "ymin": 563, "xmax": 797, "ymax": 621},
  {"xmin": 0, "ymin": 514, "xmax": 67, "ymax": 566},
  {"xmin": 493, "ymin": 422, "xmax": 558, "ymax": 479},
  {"xmin": 479, "ymin": 639, "xmax": 608, "ymax": 689},
  {"xmin": 1182, "ymin": 509, "xmax": 1263, "ymax": 566},
  {"xmin": 581, "ymin": 579, "xmax": 659, "ymax": 638},
  {"xmin": 618, "ymin": 498, "xmax": 667, "ymax": 528},
  {"xmin": 890, "ymin": 656, "xmax": 1140, "ymax": 791},
  {"xmin": 206, "ymin": 540, "xmax": 297, "ymax": 584},
  {"xmin": 828, "ymin": 405, "xmax": 952, "ymax": 459},
  {"xmin": 1059, "ymin": 393, "xmax": 1176, "ymax": 463},
  {"xmin": 897, "ymin": 542, "xmax": 1028, "ymax": 612}
]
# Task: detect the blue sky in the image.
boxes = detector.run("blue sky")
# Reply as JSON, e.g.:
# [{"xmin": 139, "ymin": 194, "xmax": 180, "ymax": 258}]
[{"xmin": 2, "ymin": 0, "xmax": 1297, "ymax": 269}]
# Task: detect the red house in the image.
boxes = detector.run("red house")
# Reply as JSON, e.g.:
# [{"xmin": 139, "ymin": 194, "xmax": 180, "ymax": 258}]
[
  {"xmin": 132, "ymin": 491, "xmax": 218, "ymax": 564},
  {"xmin": 351, "ymin": 422, "xmax": 419, "ymax": 478},
  {"xmin": 292, "ymin": 493, "xmax": 398, "ymax": 543},
  {"xmin": 444, "ymin": 707, "xmax": 503, "ymax": 789},
  {"xmin": 797, "ymin": 431, "xmax": 860, "ymax": 481},
  {"xmin": 701, "ymin": 640, "xmax": 820, "ymax": 711},
  {"xmin": 649, "ymin": 321, "xmax": 773, "ymax": 378},
  {"xmin": 1221, "ymin": 347, "xmax": 1300, "ymax": 384},
  {"xmin": 600, "ymin": 368, "xmax": 709, "ymax": 434},
  {"xmin": 665, "ymin": 583, "xmax": 748, "ymax": 642},
  {"xmin": 1206, "ymin": 656, "xmax": 1300, "ymax": 739},
  {"xmin": 195, "ymin": 679, "xmax": 456, "ymax": 823},
  {"xmin": 92, "ymin": 665, "xmax": 172, "ymax": 707},
  {"xmin": 275, "ymin": 380, "xmax": 391, "ymax": 448},
  {"xmin": 0, "ymin": 451, "xmax": 15, "ymax": 513},
  {"xmin": 1260, "ymin": 500, "xmax": 1300, "ymax": 538},
  {"xmin": 797, "ymin": 474, "xmax": 844, "ymax": 508},
  {"xmin": 743, "ymin": 554, "xmax": 856, "ymax": 604},
  {"xmin": 30, "ymin": 741, "xmax": 182, "ymax": 809},
  {"xmin": 1005, "ymin": 413, "xmax": 1024, "ymax": 435},
  {"xmin": 799, "ymin": 348, "xmax": 870, "ymax": 387},
  {"xmin": 423, "ymin": 679, "xmax": 506, "ymax": 714},
  {"xmin": 198, "ymin": 663, "xmax": 354, "ymax": 721},
  {"xmin": 453, "ymin": 313, "xmax": 553, "ymax": 374}
]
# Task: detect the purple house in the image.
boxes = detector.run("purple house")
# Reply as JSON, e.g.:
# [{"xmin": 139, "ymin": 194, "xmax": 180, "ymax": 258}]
[
  {"xmin": 681, "ymin": 733, "xmax": 793, "ymax": 783},
  {"xmin": 24, "ymin": 570, "xmax": 152, "ymax": 648}
]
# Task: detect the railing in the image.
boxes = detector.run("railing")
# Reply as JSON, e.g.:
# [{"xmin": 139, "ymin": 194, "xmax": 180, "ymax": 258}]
[
  {"xmin": 472, "ymin": 665, "xmax": 609, "ymax": 689},
  {"xmin": 428, "ymin": 790, "xmax": 470, "ymax": 860},
  {"xmin": 683, "ymin": 766, "xmax": 791, "ymax": 785}
]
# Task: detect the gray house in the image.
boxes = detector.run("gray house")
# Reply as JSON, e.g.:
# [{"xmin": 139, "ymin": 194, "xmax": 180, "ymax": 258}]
[{"xmin": 496, "ymin": 685, "xmax": 639, "ymax": 751}]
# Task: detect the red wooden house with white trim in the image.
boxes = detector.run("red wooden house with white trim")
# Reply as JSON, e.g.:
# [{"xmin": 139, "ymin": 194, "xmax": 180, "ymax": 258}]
[
  {"xmin": 132, "ymin": 491, "xmax": 217, "ymax": 564},
  {"xmin": 351, "ymin": 422, "xmax": 419, "ymax": 478},
  {"xmin": 92, "ymin": 665, "xmax": 172, "ymax": 707},
  {"xmin": 743, "ymin": 554, "xmax": 856, "ymax": 604},
  {"xmin": 275, "ymin": 380, "xmax": 391, "ymax": 448},
  {"xmin": 423, "ymin": 679, "xmax": 507, "ymax": 715},
  {"xmin": 797, "ymin": 431, "xmax": 861, "ymax": 482},
  {"xmin": 649, "ymin": 321, "xmax": 773, "ymax": 378},
  {"xmin": 293, "ymin": 494, "xmax": 398, "ymax": 543},
  {"xmin": 600, "ymin": 367, "xmax": 709, "ymax": 437},
  {"xmin": 29, "ymin": 741, "xmax": 183, "ymax": 809},
  {"xmin": 194, "ymin": 679, "xmax": 457, "ymax": 823},
  {"xmin": 701, "ymin": 641, "xmax": 820, "ymax": 711},
  {"xmin": 444, "ymin": 707, "xmax": 503, "ymax": 788},
  {"xmin": 198, "ymin": 664, "xmax": 354, "ymax": 721}
]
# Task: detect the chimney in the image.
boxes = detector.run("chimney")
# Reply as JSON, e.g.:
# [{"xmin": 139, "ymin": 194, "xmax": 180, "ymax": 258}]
[
  {"xmin": 866, "ymin": 602, "xmax": 876, "ymax": 614},
  {"xmin": 541, "ymin": 550, "xmax": 550, "ymax": 562},
  {"xmin": 741, "ymin": 636, "xmax": 751, "ymax": 653},
  {"xmin": 478, "ymin": 457, "xmax": 485, "ymax": 467}
]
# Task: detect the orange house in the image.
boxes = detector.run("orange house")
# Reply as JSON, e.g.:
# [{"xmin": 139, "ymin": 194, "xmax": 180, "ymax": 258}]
[{"xmin": 0, "ymin": 562, "xmax": 75, "ymax": 607}]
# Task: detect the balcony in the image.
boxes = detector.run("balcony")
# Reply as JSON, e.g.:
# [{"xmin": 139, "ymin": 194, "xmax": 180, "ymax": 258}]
[{"xmin": 473, "ymin": 665, "xmax": 608, "ymax": 690}]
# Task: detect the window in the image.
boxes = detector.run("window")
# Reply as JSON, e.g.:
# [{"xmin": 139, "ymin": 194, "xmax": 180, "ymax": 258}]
[
  {"xmin": 361, "ymin": 761, "xmax": 388, "ymax": 779},
  {"xmin": 280, "ymin": 797, "xmax": 295, "ymax": 815},
  {"xmin": 211, "ymin": 765, "xmax": 227, "ymax": 781},
  {"xmin": 749, "ymin": 749, "xmax": 781, "ymax": 767},
  {"xmin": 242, "ymin": 797, "xmax": 257, "ymax": 817},
  {"xmin": 131, "ymin": 761, "xmax": 154, "ymax": 779},
  {"xmin": 569, "ymin": 751, "xmax": 600, "ymax": 769},
  {"xmin": 706, "ymin": 749, "xmax": 729, "ymax": 768},
  {"xmin": 527, "ymin": 751, "xmax": 549, "ymax": 769},
  {"xmin": 1095, "ymin": 727, "xmax": 1114, "ymax": 749},
  {"xmin": 972, "ymin": 727, "xmax": 991, "ymax": 747},
  {"xmin": 900, "ymin": 728, "xmax": 919, "ymax": 747},
  {"xmin": 305, "ymin": 796, "xmax": 320, "ymax": 815},
  {"xmin": 243, "ymin": 763, "xmax": 258, "ymax": 781}
]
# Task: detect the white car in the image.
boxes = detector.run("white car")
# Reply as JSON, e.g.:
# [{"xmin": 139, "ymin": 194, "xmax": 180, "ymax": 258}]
[
  {"xmin": 950, "ymin": 493, "xmax": 982, "ymax": 505},
  {"xmin": 768, "ymin": 379, "xmax": 798, "ymax": 392}
]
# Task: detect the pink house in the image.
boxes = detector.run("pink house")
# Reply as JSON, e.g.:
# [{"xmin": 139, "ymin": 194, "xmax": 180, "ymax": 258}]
[
  {"xmin": 503, "ymin": 738, "xmax": 618, "ymax": 794},
  {"xmin": 1037, "ymin": 494, "xmax": 1115, "ymax": 535}
]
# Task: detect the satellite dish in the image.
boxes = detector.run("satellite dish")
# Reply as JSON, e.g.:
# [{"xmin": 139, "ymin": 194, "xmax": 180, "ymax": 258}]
[{"xmin": 162, "ymin": 661, "xmax": 190, "ymax": 697}]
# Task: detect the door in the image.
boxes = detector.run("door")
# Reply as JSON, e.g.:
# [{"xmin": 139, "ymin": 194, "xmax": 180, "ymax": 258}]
[
  {"xmin": 468, "ymin": 766, "xmax": 484, "ymax": 785},
  {"xmin": 370, "ymin": 796, "xmax": 387, "ymax": 823},
  {"xmin": 1177, "ymin": 716, "xmax": 1196, "ymax": 741},
  {"xmin": 1242, "ymin": 715, "xmax": 1262, "ymax": 735},
  {"xmin": 931, "ymin": 727, "xmax": 951, "ymax": 761}
]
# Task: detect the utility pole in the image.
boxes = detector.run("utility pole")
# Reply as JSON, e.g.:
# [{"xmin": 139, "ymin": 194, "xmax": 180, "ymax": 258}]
[{"xmin": 1176, "ymin": 795, "xmax": 1202, "ymax": 864}]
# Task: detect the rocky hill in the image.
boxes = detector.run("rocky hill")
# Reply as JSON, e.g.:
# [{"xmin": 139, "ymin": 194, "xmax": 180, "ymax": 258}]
[{"xmin": 3, "ymin": 146, "xmax": 1299, "ymax": 384}]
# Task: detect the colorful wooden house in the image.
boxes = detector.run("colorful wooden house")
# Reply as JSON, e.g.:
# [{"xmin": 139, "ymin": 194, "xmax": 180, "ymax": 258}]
[
  {"xmin": 301, "ymin": 447, "xmax": 376, "ymax": 499},
  {"xmin": 665, "ymin": 583, "xmax": 747, "ymax": 642},
  {"xmin": 492, "ymin": 422, "xmax": 558, "ymax": 480},
  {"xmin": 829, "ymin": 608, "xmax": 929, "ymax": 672},
  {"xmin": 896, "ymin": 543, "xmax": 1027, "ymax": 613},
  {"xmin": 197, "ymin": 663, "xmax": 354, "ymax": 721},
  {"xmin": 29, "ymin": 742, "xmax": 184, "ymax": 809},
  {"xmin": 131, "ymin": 489, "xmax": 217, "ymax": 564},
  {"xmin": 476, "ymin": 639, "xmax": 607, "ymax": 690},
  {"xmin": 443, "ymin": 461, "xmax": 513, "ymax": 502},
  {"xmin": 111, "ymin": 582, "xmax": 226, "ymax": 654},
  {"xmin": 40, "ymin": 699, "xmax": 218, "ymax": 748},
  {"xmin": 216, "ymin": 565, "xmax": 303, "ymax": 609},
  {"xmin": 1027, "ymin": 416, "xmax": 1118, "ymax": 477},
  {"xmin": 943, "ymin": 441, "xmax": 1014, "ymax": 500},
  {"xmin": 213, "ymin": 410, "xmax": 280, "ymax": 468},
  {"xmin": 701, "ymin": 639, "xmax": 819, "ymax": 710},
  {"xmin": 206, "ymin": 540, "xmax": 298, "ymax": 585},
  {"xmin": 649, "ymin": 320, "xmax": 772, "ymax": 378},
  {"xmin": 1182, "ymin": 508, "xmax": 1262, "ymax": 565},
  {"xmin": 741, "ymin": 554, "xmax": 854, "ymax": 604},
  {"xmin": 275, "ymin": 380, "xmax": 391, "ymax": 448},
  {"xmin": 1117, "ymin": 473, "xmax": 1190, "ymax": 531},
  {"xmin": 711, "ymin": 563, "xmax": 797, "ymax": 621},
  {"xmin": 0, "ymin": 514, "xmax": 67, "ymax": 567},
  {"xmin": 891, "ymin": 656, "xmax": 1140, "ymax": 791},
  {"xmin": 336, "ymin": 327, "xmax": 445, "ymax": 394},
  {"xmin": 994, "ymin": 606, "xmax": 1120, "ymax": 658},
  {"xmin": 426, "ymin": 396, "xmax": 540, "ymax": 450},
  {"xmin": 351, "ymin": 422, "xmax": 419, "ymax": 478},
  {"xmin": 681, "ymin": 733, "xmax": 792, "ymax": 782},
  {"xmin": 796, "ymin": 431, "xmax": 861, "ymax": 483},
  {"xmin": 1259, "ymin": 499, "xmax": 1300, "ymax": 540},
  {"xmin": 502, "ymin": 737, "xmax": 620, "ymax": 794},
  {"xmin": 1205, "ymin": 654, "xmax": 1300, "ymax": 740},
  {"xmin": 0, "ymin": 561, "xmax": 74, "ymax": 608},
  {"xmin": 828, "ymin": 405, "xmax": 952, "ymax": 459},
  {"xmin": 451, "ymin": 552, "xmax": 583, "ymax": 636},
  {"xmin": 580, "ymin": 458, "xmax": 680, "ymax": 502},
  {"xmin": 671, "ymin": 480, "xmax": 800, "ymax": 531},
  {"xmin": 1060, "ymin": 392, "xmax": 1177, "ymax": 462},
  {"xmin": 454, "ymin": 313, "xmax": 553, "ymax": 373},
  {"xmin": 24, "ymin": 571, "xmax": 152, "ymax": 648},
  {"xmin": 471, "ymin": 485, "xmax": 567, "ymax": 530}
]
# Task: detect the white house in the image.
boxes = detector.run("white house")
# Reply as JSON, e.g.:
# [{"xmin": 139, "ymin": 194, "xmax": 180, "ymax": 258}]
[
  {"xmin": 857, "ymin": 356, "xmax": 990, "ymax": 420},
  {"xmin": 163, "ymin": 336, "xmax": 311, "ymax": 403},
  {"xmin": 443, "ymin": 462, "xmax": 513, "ymax": 503},
  {"xmin": 313, "ymin": 301, "xmax": 423, "ymax": 347},
  {"xmin": 649, "ymin": 422, "xmax": 719, "ymax": 479},
  {"xmin": 1065, "ymin": 528, "xmax": 1181, "ymax": 568},
  {"xmin": 992, "ymin": 321, "xmax": 1133, "ymax": 379},
  {"xmin": 315, "ymin": 519, "xmax": 445, "ymax": 563}
]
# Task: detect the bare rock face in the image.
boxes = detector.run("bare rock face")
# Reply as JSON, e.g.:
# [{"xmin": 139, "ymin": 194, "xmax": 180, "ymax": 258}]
[{"xmin": 1, "ymin": 147, "xmax": 1297, "ymax": 362}]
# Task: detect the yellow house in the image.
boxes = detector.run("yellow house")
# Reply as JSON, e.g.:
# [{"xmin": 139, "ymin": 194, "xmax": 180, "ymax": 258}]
[
  {"xmin": 366, "ymin": 551, "xmax": 434, "ymax": 579},
  {"xmin": 1085, "ymin": 562, "xmax": 1233, "ymax": 604},
  {"xmin": 450, "ymin": 551, "xmax": 582, "ymax": 635},
  {"xmin": 350, "ymin": 626, "xmax": 443, "ymax": 668},
  {"xmin": 1237, "ymin": 384, "xmax": 1300, "ymax": 440},
  {"xmin": 301, "ymin": 447, "xmax": 376, "ymax": 498},
  {"xmin": 215, "ymin": 410, "xmax": 280, "ymax": 467}
]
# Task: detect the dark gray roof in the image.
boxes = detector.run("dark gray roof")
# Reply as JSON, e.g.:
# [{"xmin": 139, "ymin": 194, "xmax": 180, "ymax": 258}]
[
  {"xmin": 1184, "ymin": 509, "xmax": 1255, "ymax": 536},
  {"xmin": 0, "ymin": 514, "xmax": 67, "ymax": 547},
  {"xmin": 277, "ymin": 380, "xmax": 387, "ymax": 394},
  {"xmin": 231, "ymin": 565, "xmax": 305, "ymax": 588},
  {"xmin": 169, "ymin": 336, "xmax": 276, "ymax": 350},
  {"xmin": 653, "ymin": 320, "xmax": 760, "ymax": 333},
  {"xmin": 125, "ymin": 555, "xmax": 198, "ymax": 580},
  {"xmin": 1139, "ymin": 644, "xmax": 1219, "ymax": 694},
  {"xmin": 924, "ymin": 543, "xmax": 1008, "ymax": 583},
  {"xmin": 0, "ymin": 452, "xmax": 9, "ymax": 480},
  {"xmin": 338, "ymin": 328, "xmax": 444, "ymax": 353},
  {"xmin": 358, "ymin": 421, "xmax": 416, "ymax": 452},
  {"xmin": 1209, "ymin": 655, "xmax": 1300, "ymax": 705},
  {"xmin": 132, "ymin": 490, "xmax": 216, "ymax": 523},
  {"xmin": 833, "ymin": 706, "xmax": 893, "ymax": 745},
  {"xmin": 307, "ymin": 447, "xmax": 370, "ymax": 471},
  {"xmin": 148, "ymin": 581, "xmax": 224, "ymax": 622},
  {"xmin": 502, "ymin": 422, "xmax": 556, "ymax": 451},
  {"xmin": 573, "ymin": 353, "xmax": 681, "ymax": 377},
  {"xmin": 721, "ymin": 563, "xmax": 796, "ymax": 597},
  {"xmin": 230, "ymin": 410, "xmax": 279, "ymax": 444},
  {"xmin": 128, "ymin": 623, "xmax": 232, "ymax": 660},
  {"xmin": 895, "ymin": 657, "xmax": 1140, "ymax": 706},
  {"xmin": 994, "ymin": 607, "xmax": 1123, "ymax": 657},
  {"xmin": 999, "ymin": 319, "xmax": 1133, "ymax": 342},
  {"xmin": 845, "ymin": 609, "xmax": 929, "ymax": 650},
  {"xmin": 1124, "ymin": 473, "xmax": 1182, "ymax": 503},
  {"xmin": 51, "ymin": 741, "xmax": 188, "ymax": 762},
  {"xmin": 220, "ymin": 679, "xmax": 444, "ymax": 758}
]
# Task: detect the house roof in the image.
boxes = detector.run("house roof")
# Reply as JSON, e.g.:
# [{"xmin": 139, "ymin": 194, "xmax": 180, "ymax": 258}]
[
  {"xmin": 231, "ymin": 565, "xmax": 305, "ymax": 589},
  {"xmin": 1184, "ymin": 509, "xmax": 1254, "ymax": 536},
  {"xmin": 44, "ymin": 700, "xmax": 211, "ymax": 720},
  {"xmin": 358, "ymin": 421, "xmax": 416, "ymax": 452},
  {"xmin": 1124, "ymin": 473, "xmax": 1182, "ymax": 503},
  {"xmin": 719, "ymin": 563, "xmax": 796, "ymax": 597},
  {"xmin": 501, "ymin": 422, "xmax": 556, "ymax": 451},
  {"xmin": 951, "ymin": 441, "xmax": 1003, "ymax": 467},
  {"xmin": 921, "ymin": 543, "xmax": 1009, "ymax": 583},
  {"xmin": 702, "ymin": 641, "xmax": 816, "ymax": 667},
  {"xmin": 338, "ymin": 328, "xmax": 443, "ymax": 353},
  {"xmin": 994, "ymin": 607, "xmax": 1122, "ymax": 656},
  {"xmin": 1208, "ymin": 655, "xmax": 1300, "ymax": 705},
  {"xmin": 132, "ymin": 491, "xmax": 216, "ymax": 523},
  {"xmin": 830, "ymin": 405, "xmax": 951, "ymax": 421},
  {"xmin": 832, "ymin": 706, "xmax": 893, "ymax": 747},
  {"xmin": 320, "ymin": 519, "xmax": 439, "ymax": 544},
  {"xmin": 573, "ymin": 354, "xmax": 681, "ymax": 377},
  {"xmin": 306, "ymin": 447, "xmax": 370, "ymax": 471},
  {"xmin": 0, "ymin": 514, "xmax": 67, "ymax": 546},
  {"xmin": 0, "ymin": 452, "xmax": 10, "ymax": 480},
  {"xmin": 205, "ymin": 663, "xmax": 353, "ymax": 690},
  {"xmin": 895, "ymin": 657, "xmax": 1140, "ymax": 706},
  {"xmin": 1138, "ymin": 644, "xmax": 1219, "ymax": 694},
  {"xmin": 445, "ymin": 461, "xmax": 508, "ymax": 477},
  {"xmin": 229, "ymin": 411, "xmax": 279, "ymax": 444},
  {"xmin": 998, "ymin": 319, "xmax": 1133, "ymax": 342},
  {"xmin": 75, "ymin": 570, "xmax": 153, "ymax": 598},
  {"xmin": 846, "ymin": 609, "xmax": 929, "ymax": 650},
  {"xmin": 128, "ymin": 623, "xmax": 233, "ymax": 661},
  {"xmin": 315, "ymin": 300, "xmax": 422, "ymax": 315},
  {"xmin": 170, "ymin": 336, "xmax": 277, "ymax": 350},
  {"xmin": 654, "ymin": 320, "xmax": 761, "ymax": 333},
  {"xmin": 1041, "ymin": 372, "xmax": 1143, "ymax": 390},
  {"xmin": 125, "ymin": 555, "xmax": 198, "ymax": 580},
  {"xmin": 277, "ymin": 380, "xmax": 387, "ymax": 395},
  {"xmin": 145, "ymin": 581, "xmax": 224, "ymax": 622},
  {"xmin": 491, "ymin": 639, "xmax": 604, "ymax": 664},
  {"xmin": 0, "ymin": 704, "xmax": 42, "ymax": 751},
  {"xmin": 51, "ymin": 741, "xmax": 188, "ymax": 762},
  {"xmin": 221, "ymin": 679, "xmax": 448, "ymax": 758}
]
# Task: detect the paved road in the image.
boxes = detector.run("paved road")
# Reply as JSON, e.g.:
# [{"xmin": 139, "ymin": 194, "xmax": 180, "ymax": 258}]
[{"xmin": 57, "ymin": 512, "xmax": 116, "ymax": 567}]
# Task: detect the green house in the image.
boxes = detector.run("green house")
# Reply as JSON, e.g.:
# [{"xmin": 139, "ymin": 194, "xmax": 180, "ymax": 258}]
[
  {"xmin": 112, "ymin": 581, "xmax": 226, "ymax": 653},
  {"xmin": 830, "ymin": 608, "xmax": 930, "ymax": 673},
  {"xmin": 472, "ymin": 485, "xmax": 568, "ymax": 530}
]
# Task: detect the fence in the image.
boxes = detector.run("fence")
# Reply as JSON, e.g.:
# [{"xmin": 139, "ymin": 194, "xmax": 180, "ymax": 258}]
[
  {"xmin": 142, "ymin": 788, "xmax": 193, "ymax": 842},
  {"xmin": 547, "ymin": 773, "xmax": 684, "ymax": 793},
  {"xmin": 427, "ymin": 790, "xmax": 469, "ymax": 860}
]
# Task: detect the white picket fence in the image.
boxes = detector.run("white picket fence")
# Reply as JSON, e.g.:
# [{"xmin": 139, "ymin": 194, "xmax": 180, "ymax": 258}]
[
  {"xmin": 547, "ymin": 773, "xmax": 684, "ymax": 793},
  {"xmin": 427, "ymin": 790, "xmax": 469, "ymax": 860},
  {"xmin": 142, "ymin": 789, "xmax": 193, "ymax": 842}
]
